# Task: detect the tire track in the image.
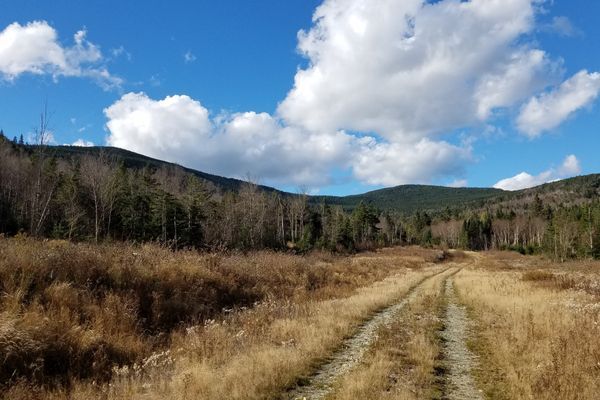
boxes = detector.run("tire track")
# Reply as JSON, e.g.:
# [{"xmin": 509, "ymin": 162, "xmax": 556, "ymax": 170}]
[
  {"xmin": 284, "ymin": 267, "xmax": 452, "ymax": 400},
  {"xmin": 440, "ymin": 276, "xmax": 483, "ymax": 400}
]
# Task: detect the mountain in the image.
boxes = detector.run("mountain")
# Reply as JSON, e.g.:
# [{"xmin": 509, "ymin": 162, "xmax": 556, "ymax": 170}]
[
  {"xmin": 315, "ymin": 174, "xmax": 600, "ymax": 213},
  {"xmin": 472, "ymin": 173, "xmax": 600, "ymax": 213},
  {"xmin": 311, "ymin": 185, "xmax": 504, "ymax": 213},
  {"xmin": 45, "ymin": 145, "xmax": 283, "ymax": 194},
  {"xmin": 41, "ymin": 144, "xmax": 600, "ymax": 214}
]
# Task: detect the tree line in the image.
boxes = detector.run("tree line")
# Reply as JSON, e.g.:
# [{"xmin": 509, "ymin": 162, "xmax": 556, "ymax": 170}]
[
  {"xmin": 428, "ymin": 198, "xmax": 600, "ymax": 261},
  {"xmin": 0, "ymin": 130, "xmax": 598, "ymax": 260},
  {"xmin": 0, "ymin": 134, "xmax": 394, "ymax": 251}
]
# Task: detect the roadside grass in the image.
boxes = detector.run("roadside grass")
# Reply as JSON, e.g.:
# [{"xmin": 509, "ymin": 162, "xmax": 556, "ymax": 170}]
[
  {"xmin": 103, "ymin": 267, "xmax": 442, "ymax": 400},
  {"xmin": 6, "ymin": 240, "xmax": 599, "ymax": 400},
  {"xmin": 454, "ymin": 257, "xmax": 600, "ymax": 400}
]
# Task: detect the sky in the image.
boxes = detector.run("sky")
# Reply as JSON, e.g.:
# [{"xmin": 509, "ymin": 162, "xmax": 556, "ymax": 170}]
[{"xmin": 1, "ymin": 0, "xmax": 599, "ymax": 195}]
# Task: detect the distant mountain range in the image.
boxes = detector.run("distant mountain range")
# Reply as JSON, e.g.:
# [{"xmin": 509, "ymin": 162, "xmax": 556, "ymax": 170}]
[{"xmin": 49, "ymin": 145, "xmax": 600, "ymax": 214}]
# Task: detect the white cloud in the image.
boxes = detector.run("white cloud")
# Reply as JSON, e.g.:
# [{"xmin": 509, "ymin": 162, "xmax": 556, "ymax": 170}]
[
  {"xmin": 103, "ymin": 1, "xmax": 598, "ymax": 188},
  {"xmin": 105, "ymin": 92, "xmax": 353, "ymax": 186},
  {"xmin": 517, "ymin": 70, "xmax": 600, "ymax": 137},
  {"xmin": 558, "ymin": 154, "xmax": 581, "ymax": 176},
  {"xmin": 448, "ymin": 179, "xmax": 468, "ymax": 188},
  {"xmin": 71, "ymin": 138, "xmax": 94, "ymax": 147},
  {"xmin": 104, "ymin": 92, "xmax": 472, "ymax": 187},
  {"xmin": 184, "ymin": 51, "xmax": 197, "ymax": 63},
  {"xmin": 0, "ymin": 21, "xmax": 121, "ymax": 89},
  {"xmin": 540, "ymin": 16, "xmax": 582, "ymax": 37},
  {"xmin": 475, "ymin": 50, "xmax": 558, "ymax": 120},
  {"xmin": 271, "ymin": 0, "xmax": 576, "ymax": 186},
  {"xmin": 494, "ymin": 171, "xmax": 551, "ymax": 191},
  {"xmin": 351, "ymin": 138, "xmax": 472, "ymax": 186},
  {"xmin": 278, "ymin": 0, "xmax": 557, "ymax": 141},
  {"xmin": 493, "ymin": 154, "xmax": 581, "ymax": 190}
]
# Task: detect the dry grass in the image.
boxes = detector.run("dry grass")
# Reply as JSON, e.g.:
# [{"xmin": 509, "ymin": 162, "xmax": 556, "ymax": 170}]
[
  {"xmin": 6, "ymin": 239, "xmax": 599, "ymax": 400},
  {"xmin": 521, "ymin": 270, "xmax": 555, "ymax": 282},
  {"xmin": 454, "ymin": 255, "xmax": 600, "ymax": 400},
  {"xmin": 0, "ymin": 236, "xmax": 442, "ymax": 399},
  {"xmin": 100, "ymin": 267, "xmax": 442, "ymax": 399},
  {"xmin": 325, "ymin": 268, "xmax": 454, "ymax": 400}
]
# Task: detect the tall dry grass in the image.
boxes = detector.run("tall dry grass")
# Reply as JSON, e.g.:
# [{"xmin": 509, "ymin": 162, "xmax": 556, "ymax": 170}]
[
  {"xmin": 0, "ymin": 236, "xmax": 441, "ymax": 399},
  {"xmin": 454, "ymin": 255, "xmax": 600, "ymax": 400},
  {"xmin": 99, "ymin": 266, "xmax": 442, "ymax": 399}
]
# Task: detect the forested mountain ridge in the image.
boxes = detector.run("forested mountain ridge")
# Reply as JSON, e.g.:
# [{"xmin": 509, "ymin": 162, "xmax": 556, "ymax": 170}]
[
  {"xmin": 24, "ymin": 143, "xmax": 507, "ymax": 211},
  {"xmin": 40, "ymin": 143, "xmax": 600, "ymax": 214},
  {"xmin": 312, "ymin": 185, "xmax": 504, "ymax": 213},
  {"xmin": 0, "ymin": 136, "xmax": 598, "ymax": 259},
  {"xmin": 29, "ymin": 144, "xmax": 284, "ymax": 195}
]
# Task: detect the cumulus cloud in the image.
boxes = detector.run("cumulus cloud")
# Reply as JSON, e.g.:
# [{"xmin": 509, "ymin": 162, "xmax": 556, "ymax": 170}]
[
  {"xmin": 105, "ymin": 92, "xmax": 475, "ymax": 186},
  {"xmin": 278, "ymin": 0, "xmax": 557, "ymax": 141},
  {"xmin": 0, "ymin": 21, "xmax": 121, "ymax": 89},
  {"xmin": 493, "ymin": 154, "xmax": 581, "ymax": 190},
  {"xmin": 517, "ymin": 70, "xmax": 600, "ymax": 137},
  {"xmin": 351, "ymin": 138, "xmax": 472, "ymax": 186},
  {"xmin": 71, "ymin": 139, "xmax": 94, "ymax": 147},
  {"xmin": 557, "ymin": 154, "xmax": 581, "ymax": 176},
  {"xmin": 103, "ymin": 0, "xmax": 598, "ymax": 188},
  {"xmin": 105, "ymin": 93, "xmax": 353, "ymax": 186}
]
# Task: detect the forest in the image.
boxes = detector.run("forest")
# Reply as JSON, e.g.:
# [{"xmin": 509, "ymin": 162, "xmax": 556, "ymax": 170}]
[{"xmin": 0, "ymin": 131, "xmax": 599, "ymax": 260}]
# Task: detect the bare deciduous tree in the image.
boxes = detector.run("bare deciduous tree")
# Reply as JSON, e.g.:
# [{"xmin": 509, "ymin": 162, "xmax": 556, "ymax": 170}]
[{"xmin": 80, "ymin": 151, "xmax": 118, "ymax": 242}]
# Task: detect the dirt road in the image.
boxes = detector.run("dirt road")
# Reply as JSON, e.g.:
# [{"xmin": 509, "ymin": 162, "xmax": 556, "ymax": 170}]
[
  {"xmin": 440, "ymin": 277, "xmax": 483, "ymax": 400},
  {"xmin": 285, "ymin": 267, "xmax": 453, "ymax": 400}
]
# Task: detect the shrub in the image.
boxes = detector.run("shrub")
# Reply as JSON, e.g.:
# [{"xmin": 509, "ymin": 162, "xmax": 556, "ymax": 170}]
[{"xmin": 522, "ymin": 270, "xmax": 555, "ymax": 282}]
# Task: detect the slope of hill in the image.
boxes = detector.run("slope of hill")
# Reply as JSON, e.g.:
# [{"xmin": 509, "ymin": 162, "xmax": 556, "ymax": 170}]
[
  {"xmin": 45, "ymin": 145, "xmax": 283, "ymax": 194},
  {"xmin": 28, "ymin": 144, "xmax": 600, "ymax": 214},
  {"xmin": 474, "ymin": 173, "xmax": 600, "ymax": 213},
  {"xmin": 311, "ymin": 185, "xmax": 505, "ymax": 213}
]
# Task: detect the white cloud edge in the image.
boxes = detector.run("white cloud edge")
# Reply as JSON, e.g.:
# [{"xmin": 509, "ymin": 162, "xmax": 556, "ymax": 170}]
[
  {"xmin": 493, "ymin": 154, "xmax": 581, "ymax": 190},
  {"xmin": 517, "ymin": 70, "xmax": 600, "ymax": 137},
  {"xmin": 71, "ymin": 138, "xmax": 94, "ymax": 147},
  {"xmin": 0, "ymin": 20, "xmax": 122, "ymax": 90}
]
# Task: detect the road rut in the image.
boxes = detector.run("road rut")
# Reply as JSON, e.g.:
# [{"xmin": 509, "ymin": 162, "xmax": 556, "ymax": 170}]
[
  {"xmin": 440, "ymin": 277, "xmax": 483, "ymax": 400},
  {"xmin": 285, "ymin": 267, "xmax": 450, "ymax": 400}
]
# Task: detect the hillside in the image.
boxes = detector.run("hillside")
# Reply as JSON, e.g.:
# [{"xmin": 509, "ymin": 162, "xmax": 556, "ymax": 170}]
[
  {"xmin": 43, "ymin": 145, "xmax": 284, "ymax": 194},
  {"xmin": 38, "ymin": 145, "xmax": 509, "ymax": 212},
  {"xmin": 313, "ymin": 175, "xmax": 600, "ymax": 214},
  {"xmin": 19, "ymin": 144, "xmax": 600, "ymax": 213},
  {"xmin": 311, "ymin": 185, "xmax": 505, "ymax": 213},
  {"xmin": 473, "ymin": 173, "xmax": 600, "ymax": 214}
]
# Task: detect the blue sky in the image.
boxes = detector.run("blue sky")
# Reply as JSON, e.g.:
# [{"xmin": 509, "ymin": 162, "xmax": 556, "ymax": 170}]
[{"xmin": 1, "ymin": 0, "xmax": 599, "ymax": 195}]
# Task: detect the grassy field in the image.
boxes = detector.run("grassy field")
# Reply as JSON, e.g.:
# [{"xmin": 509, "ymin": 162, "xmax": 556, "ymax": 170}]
[{"xmin": 1, "ymin": 238, "xmax": 599, "ymax": 399}]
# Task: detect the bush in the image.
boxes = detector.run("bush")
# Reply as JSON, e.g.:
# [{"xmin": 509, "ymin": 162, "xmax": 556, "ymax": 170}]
[{"xmin": 522, "ymin": 270, "xmax": 555, "ymax": 282}]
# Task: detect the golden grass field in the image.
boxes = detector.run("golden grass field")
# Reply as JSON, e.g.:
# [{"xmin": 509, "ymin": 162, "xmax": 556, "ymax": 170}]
[{"xmin": 1, "ymin": 237, "xmax": 599, "ymax": 399}]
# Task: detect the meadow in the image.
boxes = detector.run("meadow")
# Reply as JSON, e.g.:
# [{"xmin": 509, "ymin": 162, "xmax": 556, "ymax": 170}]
[{"xmin": 1, "ymin": 237, "xmax": 599, "ymax": 399}]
